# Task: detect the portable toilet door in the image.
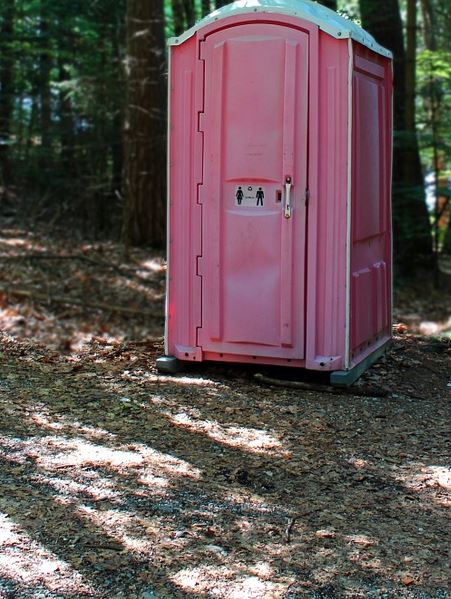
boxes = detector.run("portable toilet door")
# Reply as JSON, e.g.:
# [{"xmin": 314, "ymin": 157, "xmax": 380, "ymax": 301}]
[{"xmin": 158, "ymin": 0, "xmax": 393, "ymax": 385}]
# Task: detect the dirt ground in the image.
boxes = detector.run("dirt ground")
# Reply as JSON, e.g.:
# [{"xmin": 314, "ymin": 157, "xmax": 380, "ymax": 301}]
[{"xmin": 0, "ymin": 226, "xmax": 449, "ymax": 599}]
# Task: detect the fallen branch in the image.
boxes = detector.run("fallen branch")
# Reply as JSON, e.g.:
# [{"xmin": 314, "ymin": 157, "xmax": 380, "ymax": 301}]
[
  {"xmin": 254, "ymin": 373, "xmax": 388, "ymax": 397},
  {"xmin": 0, "ymin": 285, "xmax": 163, "ymax": 319},
  {"xmin": 3, "ymin": 252, "xmax": 152, "ymax": 282},
  {"xmin": 285, "ymin": 516, "xmax": 298, "ymax": 543}
]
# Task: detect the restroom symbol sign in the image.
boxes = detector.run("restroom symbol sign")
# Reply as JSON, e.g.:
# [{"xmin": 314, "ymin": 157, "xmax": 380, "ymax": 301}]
[{"xmin": 235, "ymin": 184, "xmax": 265, "ymax": 207}]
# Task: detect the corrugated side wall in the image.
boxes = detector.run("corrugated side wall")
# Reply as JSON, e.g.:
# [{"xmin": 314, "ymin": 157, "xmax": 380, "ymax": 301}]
[{"xmin": 350, "ymin": 42, "xmax": 393, "ymax": 363}]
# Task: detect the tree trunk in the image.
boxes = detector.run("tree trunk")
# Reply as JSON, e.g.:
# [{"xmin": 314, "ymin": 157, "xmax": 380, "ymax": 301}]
[
  {"xmin": 123, "ymin": 0, "xmax": 166, "ymax": 247},
  {"xmin": 360, "ymin": 0, "xmax": 433, "ymax": 275},
  {"xmin": 202, "ymin": 0, "xmax": 211, "ymax": 17},
  {"xmin": 420, "ymin": 0, "xmax": 437, "ymax": 51},
  {"xmin": 111, "ymin": 23, "xmax": 124, "ymax": 198},
  {"xmin": 39, "ymin": 0, "xmax": 52, "ymax": 173},
  {"xmin": 58, "ymin": 58, "xmax": 75, "ymax": 178},
  {"xmin": 318, "ymin": 0, "xmax": 337, "ymax": 10},
  {"xmin": 182, "ymin": 0, "xmax": 195, "ymax": 29},
  {"xmin": 171, "ymin": 0, "xmax": 185, "ymax": 36},
  {"xmin": 405, "ymin": 0, "xmax": 416, "ymax": 135},
  {"xmin": 0, "ymin": 0, "xmax": 15, "ymax": 187}
]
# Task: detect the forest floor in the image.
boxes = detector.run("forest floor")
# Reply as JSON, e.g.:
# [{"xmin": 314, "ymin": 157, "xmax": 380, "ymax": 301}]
[{"xmin": 0, "ymin": 225, "xmax": 450, "ymax": 599}]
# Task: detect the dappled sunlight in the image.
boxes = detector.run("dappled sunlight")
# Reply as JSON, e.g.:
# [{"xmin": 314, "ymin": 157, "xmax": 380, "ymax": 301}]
[
  {"xmin": 76, "ymin": 505, "xmax": 157, "ymax": 555},
  {"xmin": 164, "ymin": 409, "xmax": 288, "ymax": 456},
  {"xmin": 0, "ymin": 305, "xmax": 27, "ymax": 334},
  {"xmin": 0, "ymin": 432, "xmax": 202, "ymax": 486},
  {"xmin": 345, "ymin": 533, "xmax": 378, "ymax": 547},
  {"xmin": 395, "ymin": 463, "xmax": 451, "ymax": 507},
  {"xmin": 138, "ymin": 257, "xmax": 166, "ymax": 273},
  {"xmin": 30, "ymin": 471, "xmax": 121, "ymax": 502},
  {"xmin": 124, "ymin": 442, "xmax": 202, "ymax": 480},
  {"xmin": 127, "ymin": 371, "xmax": 222, "ymax": 387},
  {"xmin": 30, "ymin": 412, "xmax": 118, "ymax": 440},
  {"xmin": 418, "ymin": 317, "xmax": 451, "ymax": 336},
  {"xmin": 0, "ymin": 511, "xmax": 96, "ymax": 596},
  {"xmin": 0, "ymin": 233, "xmax": 47, "ymax": 253},
  {"xmin": 171, "ymin": 565, "xmax": 286, "ymax": 598}
]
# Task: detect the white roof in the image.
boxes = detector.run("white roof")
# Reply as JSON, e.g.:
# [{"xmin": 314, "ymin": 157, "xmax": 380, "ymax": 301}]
[{"xmin": 168, "ymin": 0, "xmax": 392, "ymax": 58}]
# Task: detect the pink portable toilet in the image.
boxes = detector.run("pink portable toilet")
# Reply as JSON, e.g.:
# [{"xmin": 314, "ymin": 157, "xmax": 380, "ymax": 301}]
[{"xmin": 157, "ymin": 0, "xmax": 393, "ymax": 385}]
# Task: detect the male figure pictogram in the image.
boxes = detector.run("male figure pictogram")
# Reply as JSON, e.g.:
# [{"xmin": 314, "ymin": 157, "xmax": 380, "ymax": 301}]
[{"xmin": 256, "ymin": 187, "xmax": 264, "ymax": 206}]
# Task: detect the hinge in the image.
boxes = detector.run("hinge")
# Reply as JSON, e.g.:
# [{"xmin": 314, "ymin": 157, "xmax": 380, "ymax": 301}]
[{"xmin": 305, "ymin": 188, "xmax": 310, "ymax": 207}]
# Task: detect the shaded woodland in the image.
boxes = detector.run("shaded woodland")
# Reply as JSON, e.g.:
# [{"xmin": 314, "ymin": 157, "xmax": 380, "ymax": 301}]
[
  {"xmin": 0, "ymin": 3, "xmax": 450, "ymax": 597},
  {"xmin": 0, "ymin": 0, "xmax": 450, "ymax": 282}
]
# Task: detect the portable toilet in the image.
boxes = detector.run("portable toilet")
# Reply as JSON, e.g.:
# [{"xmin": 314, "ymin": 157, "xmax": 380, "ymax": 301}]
[{"xmin": 157, "ymin": 0, "xmax": 393, "ymax": 385}]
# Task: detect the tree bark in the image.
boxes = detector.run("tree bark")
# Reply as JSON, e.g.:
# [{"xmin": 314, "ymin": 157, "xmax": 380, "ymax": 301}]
[
  {"xmin": 318, "ymin": 0, "xmax": 337, "ymax": 10},
  {"xmin": 0, "ymin": 0, "xmax": 15, "ymax": 186},
  {"xmin": 39, "ymin": 0, "xmax": 52, "ymax": 172},
  {"xmin": 360, "ymin": 0, "xmax": 433, "ymax": 274},
  {"xmin": 202, "ymin": 0, "xmax": 211, "ymax": 17},
  {"xmin": 182, "ymin": 0, "xmax": 195, "ymax": 29},
  {"xmin": 58, "ymin": 58, "xmax": 75, "ymax": 178},
  {"xmin": 123, "ymin": 0, "xmax": 167, "ymax": 247},
  {"xmin": 171, "ymin": 0, "xmax": 185, "ymax": 35}
]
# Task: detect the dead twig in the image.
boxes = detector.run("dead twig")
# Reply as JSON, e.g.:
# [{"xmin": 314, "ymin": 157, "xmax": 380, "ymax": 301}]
[
  {"xmin": 3, "ymin": 252, "xmax": 152, "ymax": 282},
  {"xmin": 285, "ymin": 516, "xmax": 298, "ymax": 543},
  {"xmin": 254, "ymin": 373, "xmax": 388, "ymax": 397},
  {"xmin": 0, "ymin": 285, "xmax": 162, "ymax": 319}
]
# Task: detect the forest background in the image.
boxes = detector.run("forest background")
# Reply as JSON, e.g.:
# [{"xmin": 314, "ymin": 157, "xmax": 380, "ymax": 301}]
[{"xmin": 0, "ymin": 0, "xmax": 450, "ymax": 284}]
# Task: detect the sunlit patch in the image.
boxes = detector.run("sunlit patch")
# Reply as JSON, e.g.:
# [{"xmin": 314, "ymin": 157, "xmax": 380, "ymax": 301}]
[
  {"xmin": 419, "ymin": 318, "xmax": 451, "ymax": 336},
  {"xmin": 0, "ymin": 434, "xmax": 201, "ymax": 485},
  {"xmin": 138, "ymin": 472, "xmax": 169, "ymax": 488},
  {"xmin": 31, "ymin": 472, "xmax": 121, "ymax": 501},
  {"xmin": 399, "ymin": 464, "xmax": 451, "ymax": 494},
  {"xmin": 0, "ymin": 512, "xmax": 96, "ymax": 595},
  {"xmin": 36, "ymin": 437, "xmax": 145, "ymax": 469},
  {"xmin": 31, "ymin": 413, "xmax": 65, "ymax": 431},
  {"xmin": 0, "ymin": 237, "xmax": 46, "ymax": 252},
  {"xmin": 165, "ymin": 411, "xmax": 286, "ymax": 456},
  {"xmin": 76, "ymin": 505, "xmax": 154, "ymax": 555},
  {"xmin": 126, "ymin": 442, "xmax": 202, "ymax": 479},
  {"xmin": 345, "ymin": 534, "xmax": 377, "ymax": 547},
  {"xmin": 0, "ymin": 306, "xmax": 27, "ymax": 332},
  {"xmin": 137, "ymin": 372, "xmax": 221, "ymax": 387},
  {"xmin": 248, "ymin": 561, "xmax": 275, "ymax": 579},
  {"xmin": 139, "ymin": 258, "xmax": 166, "ymax": 273},
  {"xmin": 171, "ymin": 566, "xmax": 284, "ymax": 597},
  {"xmin": 30, "ymin": 412, "xmax": 117, "ymax": 440},
  {"xmin": 347, "ymin": 457, "xmax": 368, "ymax": 469}
]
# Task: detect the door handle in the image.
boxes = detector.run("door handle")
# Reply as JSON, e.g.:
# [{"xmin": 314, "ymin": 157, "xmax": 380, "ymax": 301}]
[{"xmin": 284, "ymin": 176, "xmax": 292, "ymax": 219}]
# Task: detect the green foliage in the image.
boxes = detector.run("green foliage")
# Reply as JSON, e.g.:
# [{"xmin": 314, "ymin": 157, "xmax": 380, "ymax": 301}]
[{"xmin": 1, "ymin": 0, "xmax": 450, "ymax": 255}]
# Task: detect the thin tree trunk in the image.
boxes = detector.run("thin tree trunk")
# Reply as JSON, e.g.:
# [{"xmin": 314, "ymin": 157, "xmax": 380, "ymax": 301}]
[
  {"xmin": 0, "ymin": 0, "xmax": 15, "ymax": 187},
  {"xmin": 360, "ymin": 0, "xmax": 433, "ymax": 275},
  {"xmin": 123, "ymin": 0, "xmax": 166, "ymax": 248},
  {"xmin": 182, "ymin": 0, "xmax": 195, "ymax": 29},
  {"xmin": 318, "ymin": 0, "xmax": 337, "ymax": 10},
  {"xmin": 420, "ymin": 0, "xmax": 437, "ymax": 51},
  {"xmin": 420, "ymin": 0, "xmax": 445, "ymax": 272},
  {"xmin": 39, "ymin": 0, "xmax": 52, "ymax": 172},
  {"xmin": 111, "ymin": 18, "xmax": 124, "ymax": 198},
  {"xmin": 405, "ymin": 0, "xmax": 416, "ymax": 135},
  {"xmin": 172, "ymin": 0, "xmax": 185, "ymax": 35},
  {"xmin": 58, "ymin": 58, "xmax": 75, "ymax": 177},
  {"xmin": 202, "ymin": 0, "xmax": 210, "ymax": 17}
]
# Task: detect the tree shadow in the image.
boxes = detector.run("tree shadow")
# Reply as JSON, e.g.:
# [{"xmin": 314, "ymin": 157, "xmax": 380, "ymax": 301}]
[{"xmin": 0, "ymin": 338, "xmax": 449, "ymax": 598}]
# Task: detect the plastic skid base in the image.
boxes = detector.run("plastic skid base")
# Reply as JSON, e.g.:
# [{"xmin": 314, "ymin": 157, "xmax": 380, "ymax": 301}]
[
  {"xmin": 330, "ymin": 342, "xmax": 389, "ymax": 387},
  {"xmin": 156, "ymin": 356, "xmax": 183, "ymax": 374}
]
